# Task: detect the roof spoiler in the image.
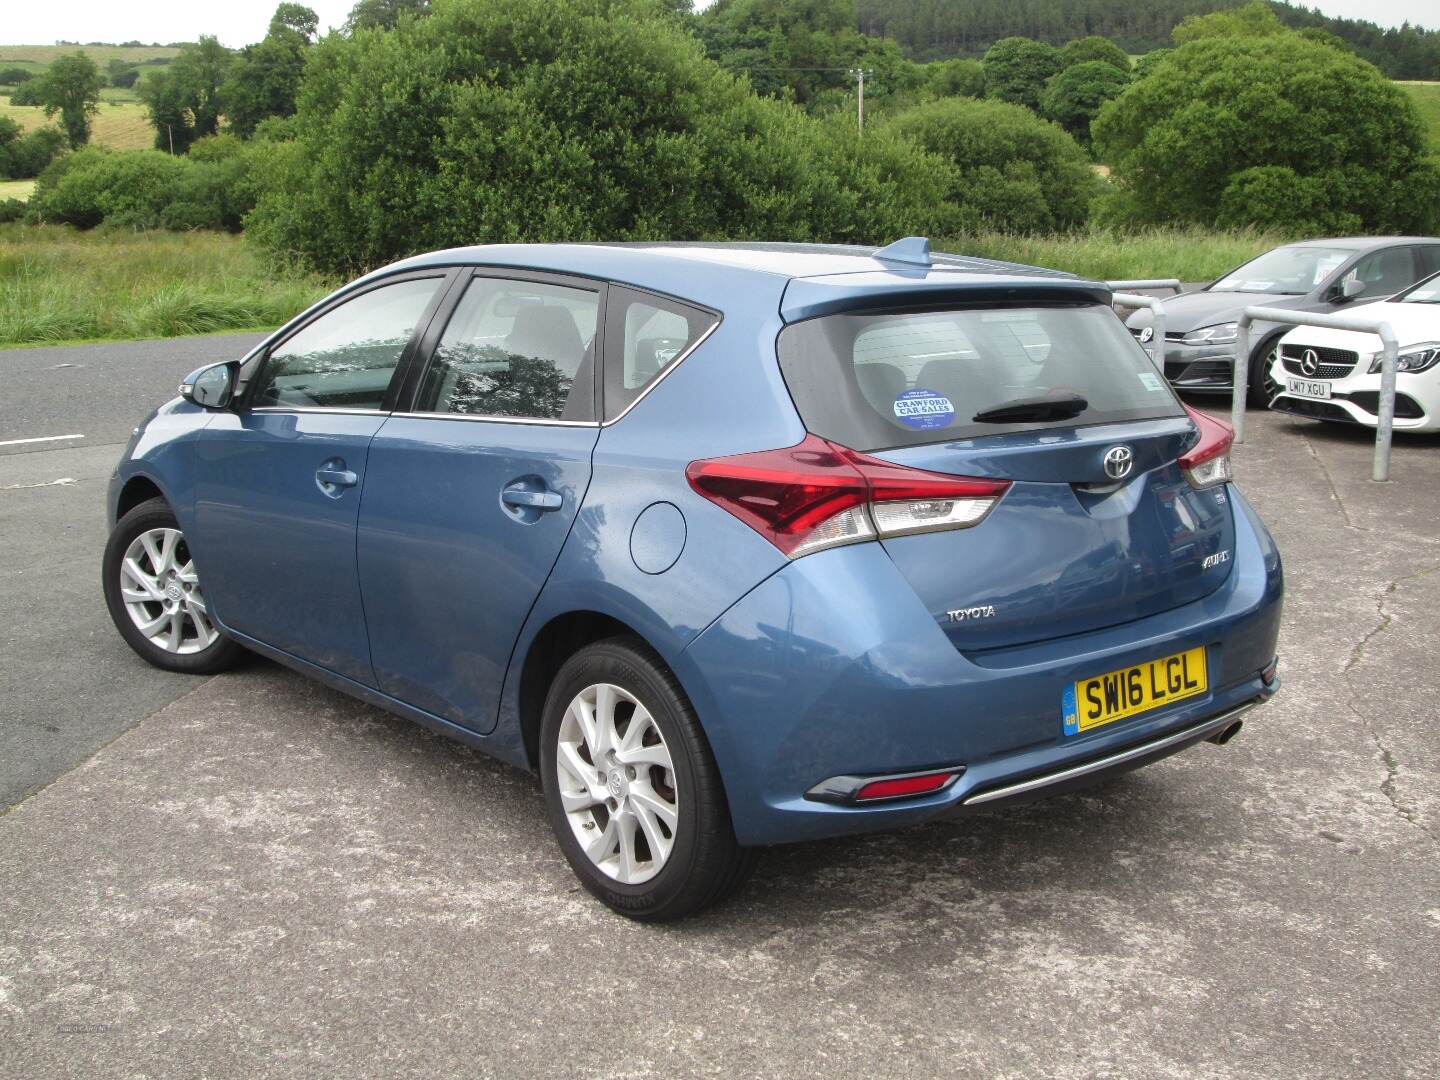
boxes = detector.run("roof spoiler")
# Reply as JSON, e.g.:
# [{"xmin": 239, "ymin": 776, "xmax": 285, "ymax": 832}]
[{"xmin": 873, "ymin": 236, "xmax": 932, "ymax": 268}]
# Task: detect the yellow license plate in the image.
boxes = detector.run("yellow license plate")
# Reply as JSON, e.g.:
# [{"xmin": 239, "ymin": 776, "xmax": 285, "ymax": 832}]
[{"xmin": 1062, "ymin": 646, "xmax": 1208, "ymax": 736}]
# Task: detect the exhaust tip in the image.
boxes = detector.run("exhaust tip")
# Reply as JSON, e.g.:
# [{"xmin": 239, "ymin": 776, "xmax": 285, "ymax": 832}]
[{"xmin": 1207, "ymin": 720, "xmax": 1243, "ymax": 746}]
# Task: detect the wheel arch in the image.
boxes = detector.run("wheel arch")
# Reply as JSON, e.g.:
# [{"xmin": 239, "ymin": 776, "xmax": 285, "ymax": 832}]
[
  {"xmin": 515, "ymin": 610, "xmax": 644, "ymax": 771},
  {"xmin": 115, "ymin": 474, "xmax": 167, "ymax": 521}
]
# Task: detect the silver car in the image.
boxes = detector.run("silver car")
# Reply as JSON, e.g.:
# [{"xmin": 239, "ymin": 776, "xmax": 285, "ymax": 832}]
[{"xmin": 1125, "ymin": 237, "xmax": 1440, "ymax": 405}]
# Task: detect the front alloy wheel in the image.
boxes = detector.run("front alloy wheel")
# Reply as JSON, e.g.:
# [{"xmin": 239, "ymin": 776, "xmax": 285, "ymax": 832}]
[
  {"xmin": 119, "ymin": 527, "xmax": 217, "ymax": 655},
  {"xmin": 103, "ymin": 496, "xmax": 244, "ymax": 674}
]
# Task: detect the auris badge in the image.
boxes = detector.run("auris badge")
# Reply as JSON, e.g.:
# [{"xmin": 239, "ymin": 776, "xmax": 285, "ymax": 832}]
[{"xmin": 1103, "ymin": 445, "xmax": 1134, "ymax": 480}]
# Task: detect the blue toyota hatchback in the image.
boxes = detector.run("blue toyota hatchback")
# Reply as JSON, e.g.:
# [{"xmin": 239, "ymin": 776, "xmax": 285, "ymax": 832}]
[{"xmin": 104, "ymin": 239, "xmax": 1283, "ymax": 920}]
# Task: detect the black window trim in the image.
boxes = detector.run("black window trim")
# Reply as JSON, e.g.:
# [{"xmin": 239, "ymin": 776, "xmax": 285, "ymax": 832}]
[
  {"xmin": 239, "ymin": 267, "xmax": 461, "ymax": 415},
  {"xmin": 394, "ymin": 265, "xmax": 610, "ymax": 428}
]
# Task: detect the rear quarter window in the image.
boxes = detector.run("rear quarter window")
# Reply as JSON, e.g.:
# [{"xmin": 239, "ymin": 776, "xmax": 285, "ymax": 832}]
[{"xmin": 777, "ymin": 304, "xmax": 1183, "ymax": 451}]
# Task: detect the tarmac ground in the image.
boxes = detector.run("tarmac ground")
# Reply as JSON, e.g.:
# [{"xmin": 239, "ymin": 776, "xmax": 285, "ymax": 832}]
[{"xmin": 1, "ymin": 335, "xmax": 1437, "ymax": 1078}]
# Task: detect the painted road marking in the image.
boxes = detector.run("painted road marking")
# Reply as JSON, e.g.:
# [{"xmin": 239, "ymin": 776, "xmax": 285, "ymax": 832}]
[{"xmin": 0, "ymin": 434, "xmax": 86, "ymax": 448}]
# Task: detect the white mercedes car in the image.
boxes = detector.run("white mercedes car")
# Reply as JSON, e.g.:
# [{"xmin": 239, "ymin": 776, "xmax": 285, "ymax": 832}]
[{"xmin": 1268, "ymin": 271, "xmax": 1440, "ymax": 432}]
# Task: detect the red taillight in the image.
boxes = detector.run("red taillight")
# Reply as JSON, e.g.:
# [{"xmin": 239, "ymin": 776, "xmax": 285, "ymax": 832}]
[
  {"xmin": 686, "ymin": 435, "xmax": 1011, "ymax": 558},
  {"xmin": 855, "ymin": 771, "xmax": 956, "ymax": 801},
  {"xmin": 1179, "ymin": 405, "xmax": 1234, "ymax": 490}
]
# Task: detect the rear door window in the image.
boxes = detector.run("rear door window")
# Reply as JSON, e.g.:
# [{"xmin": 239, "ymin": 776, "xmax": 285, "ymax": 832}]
[
  {"xmin": 416, "ymin": 276, "xmax": 601, "ymax": 421},
  {"xmin": 778, "ymin": 304, "xmax": 1183, "ymax": 451},
  {"xmin": 603, "ymin": 287, "xmax": 717, "ymax": 420}
]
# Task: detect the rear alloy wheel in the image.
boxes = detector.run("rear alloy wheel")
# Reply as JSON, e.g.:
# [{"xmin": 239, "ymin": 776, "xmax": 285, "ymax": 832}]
[
  {"xmin": 103, "ymin": 497, "xmax": 244, "ymax": 674},
  {"xmin": 540, "ymin": 637, "xmax": 754, "ymax": 920}
]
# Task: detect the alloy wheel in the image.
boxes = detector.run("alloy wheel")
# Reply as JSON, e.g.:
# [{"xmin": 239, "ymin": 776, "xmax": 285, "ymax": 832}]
[
  {"xmin": 554, "ymin": 682, "xmax": 679, "ymax": 885},
  {"xmin": 118, "ymin": 527, "xmax": 218, "ymax": 655}
]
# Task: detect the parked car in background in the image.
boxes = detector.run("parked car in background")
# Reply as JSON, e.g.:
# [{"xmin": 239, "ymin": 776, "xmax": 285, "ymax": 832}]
[
  {"xmin": 103, "ymin": 240, "xmax": 1283, "ymax": 920},
  {"xmin": 1126, "ymin": 237, "xmax": 1440, "ymax": 405},
  {"xmin": 1268, "ymin": 270, "xmax": 1440, "ymax": 432}
]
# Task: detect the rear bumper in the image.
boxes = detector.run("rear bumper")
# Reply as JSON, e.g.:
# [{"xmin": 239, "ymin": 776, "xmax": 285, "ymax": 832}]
[{"xmin": 681, "ymin": 485, "xmax": 1284, "ymax": 846}]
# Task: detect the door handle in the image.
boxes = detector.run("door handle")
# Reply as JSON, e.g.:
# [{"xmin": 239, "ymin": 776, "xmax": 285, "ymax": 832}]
[
  {"xmin": 501, "ymin": 488, "xmax": 562, "ymax": 511},
  {"xmin": 316, "ymin": 467, "xmax": 359, "ymax": 487}
]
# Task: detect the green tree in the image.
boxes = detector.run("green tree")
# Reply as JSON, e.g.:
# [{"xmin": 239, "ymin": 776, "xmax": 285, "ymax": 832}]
[
  {"xmin": 1172, "ymin": 1, "xmax": 1285, "ymax": 45},
  {"xmin": 1093, "ymin": 27, "xmax": 1440, "ymax": 233},
  {"xmin": 345, "ymin": 0, "xmax": 431, "ymax": 31},
  {"xmin": 1058, "ymin": 36, "xmax": 1130, "ymax": 73},
  {"xmin": 1041, "ymin": 60, "xmax": 1130, "ymax": 147},
  {"xmin": 35, "ymin": 52, "xmax": 103, "ymax": 147},
  {"xmin": 0, "ymin": 67, "xmax": 35, "ymax": 85},
  {"xmin": 222, "ymin": 4, "xmax": 319, "ymax": 137},
  {"xmin": 886, "ymin": 95, "xmax": 1100, "ymax": 232},
  {"xmin": 925, "ymin": 58, "xmax": 983, "ymax": 99},
  {"xmin": 139, "ymin": 37, "xmax": 234, "ymax": 151},
  {"xmin": 981, "ymin": 37, "xmax": 1060, "ymax": 112},
  {"xmin": 247, "ymin": 0, "xmax": 964, "ymax": 276},
  {"xmin": 695, "ymin": 0, "xmax": 922, "ymax": 110},
  {"xmin": 1132, "ymin": 49, "xmax": 1173, "ymax": 79}
]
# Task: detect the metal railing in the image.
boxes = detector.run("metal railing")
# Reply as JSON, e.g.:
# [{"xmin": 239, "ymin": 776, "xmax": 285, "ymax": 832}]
[
  {"xmin": 1235, "ymin": 307, "xmax": 1400, "ymax": 482},
  {"xmin": 1106, "ymin": 279, "xmax": 1184, "ymax": 295},
  {"xmin": 1112, "ymin": 292, "xmax": 1168, "ymax": 365}
]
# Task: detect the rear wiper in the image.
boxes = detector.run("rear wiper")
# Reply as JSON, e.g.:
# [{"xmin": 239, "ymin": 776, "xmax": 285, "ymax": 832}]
[{"xmin": 972, "ymin": 393, "xmax": 1089, "ymax": 424}]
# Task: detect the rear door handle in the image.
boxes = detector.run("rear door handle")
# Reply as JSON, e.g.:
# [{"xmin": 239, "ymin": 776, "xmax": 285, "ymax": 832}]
[
  {"xmin": 501, "ymin": 488, "xmax": 563, "ymax": 511},
  {"xmin": 316, "ymin": 467, "xmax": 359, "ymax": 487}
]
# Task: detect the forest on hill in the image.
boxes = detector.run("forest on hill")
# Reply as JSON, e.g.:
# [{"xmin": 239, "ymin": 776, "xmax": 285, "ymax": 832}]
[{"xmin": 853, "ymin": 0, "xmax": 1440, "ymax": 77}]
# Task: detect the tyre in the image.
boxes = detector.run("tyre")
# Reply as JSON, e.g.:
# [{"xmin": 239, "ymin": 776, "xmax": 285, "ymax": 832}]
[
  {"xmin": 1245, "ymin": 338, "xmax": 1282, "ymax": 408},
  {"xmin": 539, "ymin": 636, "xmax": 755, "ymax": 921},
  {"xmin": 102, "ymin": 496, "xmax": 245, "ymax": 675}
]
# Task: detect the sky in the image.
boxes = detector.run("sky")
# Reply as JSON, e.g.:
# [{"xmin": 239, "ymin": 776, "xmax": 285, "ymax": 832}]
[{"xmin": 0, "ymin": 0, "xmax": 1435, "ymax": 49}]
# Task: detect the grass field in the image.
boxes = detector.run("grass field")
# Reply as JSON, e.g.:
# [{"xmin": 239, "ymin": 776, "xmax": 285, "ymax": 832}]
[
  {"xmin": 0, "ymin": 179, "xmax": 36, "ymax": 201},
  {"xmin": 0, "ymin": 95, "xmax": 153, "ymax": 151},
  {"xmin": 939, "ymin": 227, "xmax": 1279, "ymax": 282},
  {"xmin": 0, "ymin": 225, "xmax": 336, "ymax": 347},
  {"xmin": 1397, "ymin": 82, "xmax": 1440, "ymax": 148},
  {"xmin": 0, "ymin": 45, "xmax": 181, "ymax": 67}
]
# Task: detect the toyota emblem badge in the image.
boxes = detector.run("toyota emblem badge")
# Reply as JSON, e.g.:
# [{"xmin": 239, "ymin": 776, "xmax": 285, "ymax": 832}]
[{"xmin": 1103, "ymin": 445, "xmax": 1134, "ymax": 480}]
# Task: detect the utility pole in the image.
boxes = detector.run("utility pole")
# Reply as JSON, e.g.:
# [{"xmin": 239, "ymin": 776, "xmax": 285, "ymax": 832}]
[{"xmin": 849, "ymin": 68, "xmax": 873, "ymax": 136}]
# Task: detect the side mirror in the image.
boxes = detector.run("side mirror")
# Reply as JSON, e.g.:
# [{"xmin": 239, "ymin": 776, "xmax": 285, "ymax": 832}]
[
  {"xmin": 1337, "ymin": 277, "xmax": 1366, "ymax": 302},
  {"xmin": 179, "ymin": 361, "xmax": 239, "ymax": 410}
]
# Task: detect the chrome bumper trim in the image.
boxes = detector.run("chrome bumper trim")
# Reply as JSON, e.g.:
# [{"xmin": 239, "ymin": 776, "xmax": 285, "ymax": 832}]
[{"xmin": 962, "ymin": 698, "xmax": 1262, "ymax": 807}]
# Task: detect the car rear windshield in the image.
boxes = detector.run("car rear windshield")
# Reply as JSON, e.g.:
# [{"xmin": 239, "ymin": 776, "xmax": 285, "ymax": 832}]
[{"xmin": 776, "ymin": 304, "xmax": 1184, "ymax": 451}]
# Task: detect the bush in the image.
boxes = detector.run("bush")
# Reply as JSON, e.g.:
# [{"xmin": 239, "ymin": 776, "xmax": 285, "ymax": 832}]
[
  {"xmin": 981, "ymin": 37, "xmax": 1060, "ymax": 112},
  {"xmin": 246, "ymin": 0, "xmax": 964, "ymax": 276},
  {"xmin": 27, "ymin": 136, "xmax": 272, "ymax": 232},
  {"xmin": 1093, "ymin": 29, "xmax": 1440, "ymax": 233},
  {"xmin": 0, "ymin": 199, "xmax": 26, "ymax": 223},
  {"xmin": 9, "ymin": 81, "xmax": 43, "ymax": 106},
  {"xmin": 1041, "ymin": 61, "xmax": 1130, "ymax": 147},
  {"xmin": 0, "ymin": 126, "xmax": 67, "ymax": 180},
  {"xmin": 886, "ymin": 96, "xmax": 1100, "ymax": 233}
]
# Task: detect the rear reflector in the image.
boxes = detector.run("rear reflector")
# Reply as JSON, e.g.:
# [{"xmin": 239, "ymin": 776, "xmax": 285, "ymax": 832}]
[
  {"xmin": 1179, "ymin": 406, "xmax": 1234, "ymax": 490},
  {"xmin": 686, "ymin": 434, "xmax": 1011, "ymax": 558},
  {"xmin": 854, "ymin": 771, "xmax": 957, "ymax": 802}
]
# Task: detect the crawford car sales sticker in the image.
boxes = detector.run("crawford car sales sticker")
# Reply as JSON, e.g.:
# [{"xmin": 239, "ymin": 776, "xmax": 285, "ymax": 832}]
[{"xmin": 893, "ymin": 388, "xmax": 955, "ymax": 430}]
